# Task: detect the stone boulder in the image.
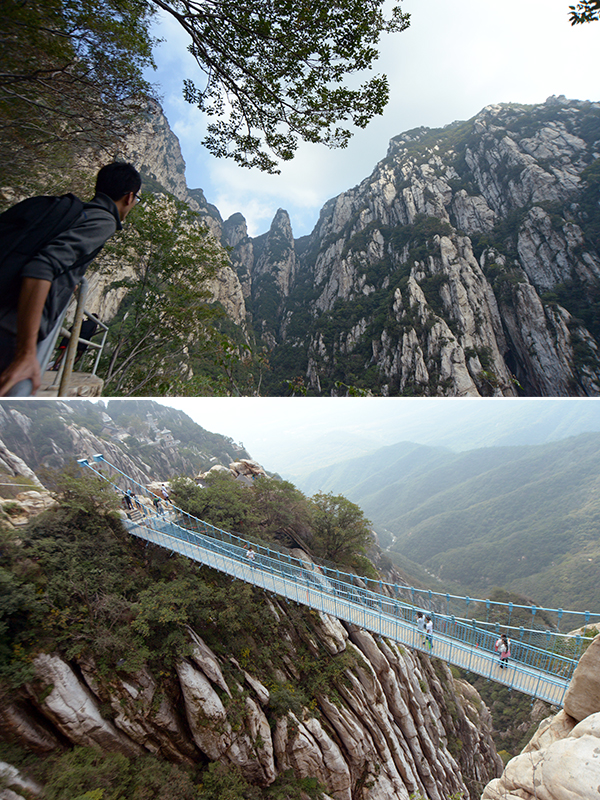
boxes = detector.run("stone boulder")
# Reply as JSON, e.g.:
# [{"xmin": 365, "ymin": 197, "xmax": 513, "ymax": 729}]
[
  {"xmin": 563, "ymin": 634, "xmax": 600, "ymax": 721},
  {"xmin": 29, "ymin": 654, "xmax": 142, "ymax": 757},
  {"xmin": 482, "ymin": 634, "xmax": 600, "ymax": 800},
  {"xmin": 482, "ymin": 712, "xmax": 600, "ymax": 800},
  {"xmin": 0, "ymin": 439, "xmax": 44, "ymax": 487},
  {"xmin": 229, "ymin": 459, "xmax": 267, "ymax": 479},
  {"xmin": 0, "ymin": 762, "xmax": 42, "ymax": 798}
]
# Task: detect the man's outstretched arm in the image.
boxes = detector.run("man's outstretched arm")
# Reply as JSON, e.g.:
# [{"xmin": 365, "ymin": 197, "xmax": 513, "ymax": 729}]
[{"xmin": 0, "ymin": 277, "xmax": 51, "ymax": 396}]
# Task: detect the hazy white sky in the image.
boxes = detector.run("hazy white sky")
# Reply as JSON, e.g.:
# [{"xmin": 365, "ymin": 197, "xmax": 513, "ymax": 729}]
[
  {"xmin": 151, "ymin": 397, "xmax": 600, "ymax": 483},
  {"xmin": 154, "ymin": 396, "xmax": 460, "ymax": 477},
  {"xmin": 147, "ymin": 0, "xmax": 599, "ymax": 237}
]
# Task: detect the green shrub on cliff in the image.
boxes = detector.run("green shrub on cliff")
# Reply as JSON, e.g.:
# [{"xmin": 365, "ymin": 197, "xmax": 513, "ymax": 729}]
[
  {"xmin": 0, "ymin": 467, "xmax": 358, "ymax": 797},
  {"xmin": 0, "ymin": 466, "xmax": 361, "ymax": 695}
]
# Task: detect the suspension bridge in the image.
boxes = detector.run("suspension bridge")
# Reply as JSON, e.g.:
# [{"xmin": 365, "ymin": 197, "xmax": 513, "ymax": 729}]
[{"xmin": 78, "ymin": 455, "xmax": 600, "ymax": 708}]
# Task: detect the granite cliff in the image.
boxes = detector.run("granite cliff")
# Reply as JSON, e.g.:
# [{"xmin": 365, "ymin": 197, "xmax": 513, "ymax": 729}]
[
  {"xmin": 0, "ymin": 612, "xmax": 502, "ymax": 800},
  {"xmin": 0, "ymin": 399, "xmax": 249, "ymax": 483},
  {"xmin": 22, "ymin": 96, "xmax": 599, "ymax": 396},
  {"xmin": 227, "ymin": 96, "xmax": 600, "ymax": 396}
]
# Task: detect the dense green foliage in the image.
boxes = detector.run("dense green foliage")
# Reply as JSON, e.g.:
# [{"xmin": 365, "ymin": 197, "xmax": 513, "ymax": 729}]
[
  {"xmin": 197, "ymin": 763, "xmax": 325, "ymax": 800},
  {"xmin": 170, "ymin": 472, "xmax": 260, "ymax": 534},
  {"xmin": 0, "ymin": 0, "xmax": 155, "ymax": 194},
  {"xmin": 96, "ymin": 194, "xmax": 250, "ymax": 396},
  {"xmin": 1, "ymin": 0, "xmax": 410, "ymax": 190},
  {"xmin": 0, "ymin": 743, "xmax": 327, "ymax": 799},
  {"xmin": 170, "ymin": 472, "xmax": 372, "ymax": 569},
  {"xmin": 0, "ymin": 469, "xmax": 364, "ymax": 796},
  {"xmin": 0, "ymin": 467, "xmax": 368, "ymax": 682},
  {"xmin": 43, "ymin": 748, "xmax": 200, "ymax": 800},
  {"xmin": 310, "ymin": 492, "xmax": 373, "ymax": 562}
]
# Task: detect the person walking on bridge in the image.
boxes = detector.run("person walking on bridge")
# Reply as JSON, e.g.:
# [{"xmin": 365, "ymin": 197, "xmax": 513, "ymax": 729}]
[
  {"xmin": 416, "ymin": 612, "xmax": 426, "ymax": 646},
  {"xmin": 425, "ymin": 615, "xmax": 434, "ymax": 651},
  {"xmin": 495, "ymin": 633, "xmax": 511, "ymax": 668}
]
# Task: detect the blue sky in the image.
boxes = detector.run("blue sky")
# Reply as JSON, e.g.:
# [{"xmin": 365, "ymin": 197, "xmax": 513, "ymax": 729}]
[{"xmin": 146, "ymin": 0, "xmax": 600, "ymax": 237}]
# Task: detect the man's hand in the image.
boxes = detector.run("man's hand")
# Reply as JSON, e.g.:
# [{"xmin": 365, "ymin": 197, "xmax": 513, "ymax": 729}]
[
  {"xmin": 0, "ymin": 350, "xmax": 41, "ymax": 396},
  {"xmin": 0, "ymin": 277, "xmax": 51, "ymax": 396}
]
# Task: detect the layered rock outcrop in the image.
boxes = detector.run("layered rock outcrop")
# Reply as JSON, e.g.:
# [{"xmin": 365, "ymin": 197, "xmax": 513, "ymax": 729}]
[
  {"xmin": 197, "ymin": 458, "xmax": 267, "ymax": 484},
  {"xmin": 0, "ymin": 618, "xmax": 500, "ymax": 800}
]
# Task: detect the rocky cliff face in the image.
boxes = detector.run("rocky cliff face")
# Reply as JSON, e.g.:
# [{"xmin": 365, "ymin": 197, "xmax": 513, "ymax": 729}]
[
  {"xmin": 46, "ymin": 95, "xmax": 600, "ymax": 396},
  {"xmin": 0, "ymin": 400, "xmax": 502, "ymax": 800},
  {"xmin": 8, "ymin": 95, "xmax": 600, "ymax": 395},
  {"xmin": 230, "ymin": 96, "xmax": 600, "ymax": 396},
  {"xmin": 0, "ymin": 399, "xmax": 249, "ymax": 483},
  {"xmin": 0, "ymin": 604, "xmax": 501, "ymax": 800}
]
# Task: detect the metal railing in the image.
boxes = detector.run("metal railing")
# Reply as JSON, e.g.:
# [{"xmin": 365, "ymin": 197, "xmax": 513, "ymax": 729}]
[
  {"xmin": 77, "ymin": 454, "xmax": 600, "ymax": 706},
  {"xmin": 45, "ymin": 279, "xmax": 109, "ymax": 395}
]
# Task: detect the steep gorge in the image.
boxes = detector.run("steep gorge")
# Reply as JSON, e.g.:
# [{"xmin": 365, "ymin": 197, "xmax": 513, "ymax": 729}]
[{"xmin": 24, "ymin": 95, "xmax": 600, "ymax": 396}]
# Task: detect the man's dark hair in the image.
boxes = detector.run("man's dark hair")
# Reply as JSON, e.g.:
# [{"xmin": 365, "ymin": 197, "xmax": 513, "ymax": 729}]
[{"xmin": 95, "ymin": 162, "xmax": 141, "ymax": 201}]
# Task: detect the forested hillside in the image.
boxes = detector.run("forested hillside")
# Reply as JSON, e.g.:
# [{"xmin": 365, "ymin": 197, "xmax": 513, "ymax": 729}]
[
  {"xmin": 0, "ymin": 404, "xmax": 504, "ymax": 799},
  {"xmin": 0, "ymin": 400, "xmax": 250, "ymax": 481},
  {"xmin": 302, "ymin": 433, "xmax": 600, "ymax": 611}
]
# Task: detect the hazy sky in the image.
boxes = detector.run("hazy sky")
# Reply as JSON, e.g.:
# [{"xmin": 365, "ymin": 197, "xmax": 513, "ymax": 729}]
[
  {"xmin": 152, "ymin": 397, "xmax": 600, "ymax": 484},
  {"xmin": 147, "ymin": 0, "xmax": 599, "ymax": 237}
]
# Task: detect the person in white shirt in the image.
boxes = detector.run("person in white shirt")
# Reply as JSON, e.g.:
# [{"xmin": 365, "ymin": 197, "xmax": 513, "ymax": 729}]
[
  {"xmin": 495, "ymin": 633, "xmax": 511, "ymax": 668},
  {"xmin": 425, "ymin": 616, "xmax": 434, "ymax": 651}
]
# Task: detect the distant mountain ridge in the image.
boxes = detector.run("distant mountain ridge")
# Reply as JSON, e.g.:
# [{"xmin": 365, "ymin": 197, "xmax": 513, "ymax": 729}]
[
  {"xmin": 0, "ymin": 399, "xmax": 250, "ymax": 484},
  {"xmin": 301, "ymin": 432, "xmax": 600, "ymax": 612},
  {"xmin": 294, "ymin": 397, "xmax": 600, "ymax": 486}
]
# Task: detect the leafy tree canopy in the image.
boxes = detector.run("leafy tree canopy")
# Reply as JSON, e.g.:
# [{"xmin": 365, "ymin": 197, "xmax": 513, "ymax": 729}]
[
  {"xmin": 170, "ymin": 472, "xmax": 259, "ymax": 532},
  {"xmin": 569, "ymin": 0, "xmax": 600, "ymax": 23},
  {"xmin": 0, "ymin": 0, "xmax": 410, "ymax": 186},
  {"xmin": 310, "ymin": 491, "xmax": 373, "ymax": 564},
  {"xmin": 170, "ymin": 475, "xmax": 374, "ymax": 568},
  {"xmin": 0, "ymin": 0, "xmax": 156, "ymax": 190},
  {"xmin": 155, "ymin": 0, "xmax": 410, "ymax": 171},
  {"xmin": 96, "ymin": 193, "xmax": 244, "ymax": 396},
  {"xmin": 250, "ymin": 475, "xmax": 312, "ymax": 541}
]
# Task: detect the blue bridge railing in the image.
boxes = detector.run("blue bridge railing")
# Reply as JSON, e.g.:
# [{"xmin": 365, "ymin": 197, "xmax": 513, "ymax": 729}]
[{"xmin": 77, "ymin": 454, "xmax": 600, "ymax": 705}]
